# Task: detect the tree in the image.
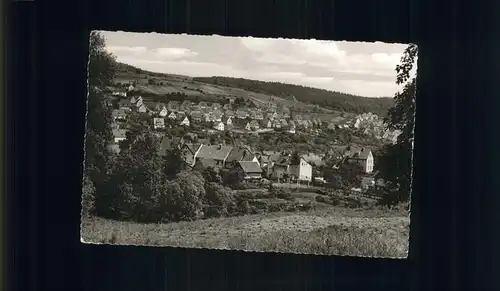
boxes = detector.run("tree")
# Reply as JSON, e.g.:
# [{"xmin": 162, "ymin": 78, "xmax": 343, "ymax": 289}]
[
  {"xmin": 290, "ymin": 151, "xmax": 301, "ymax": 165},
  {"xmin": 221, "ymin": 164, "xmax": 245, "ymax": 189},
  {"xmin": 163, "ymin": 147, "xmax": 186, "ymax": 179},
  {"xmin": 164, "ymin": 170, "xmax": 206, "ymax": 221},
  {"xmin": 337, "ymin": 161, "xmax": 364, "ymax": 187},
  {"xmin": 84, "ymin": 31, "xmax": 117, "ymax": 211},
  {"xmin": 204, "ymin": 182, "xmax": 236, "ymax": 217},
  {"xmin": 377, "ymin": 44, "xmax": 417, "ymax": 206}
]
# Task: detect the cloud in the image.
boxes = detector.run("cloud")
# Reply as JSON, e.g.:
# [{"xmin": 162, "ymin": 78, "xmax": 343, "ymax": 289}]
[
  {"xmin": 152, "ymin": 47, "xmax": 199, "ymax": 59},
  {"xmin": 106, "ymin": 46, "xmax": 147, "ymax": 54},
  {"xmin": 101, "ymin": 31, "xmax": 414, "ymax": 97}
]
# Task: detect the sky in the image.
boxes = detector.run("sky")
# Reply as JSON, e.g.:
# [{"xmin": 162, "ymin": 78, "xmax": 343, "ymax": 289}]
[{"xmin": 99, "ymin": 30, "xmax": 417, "ymax": 98}]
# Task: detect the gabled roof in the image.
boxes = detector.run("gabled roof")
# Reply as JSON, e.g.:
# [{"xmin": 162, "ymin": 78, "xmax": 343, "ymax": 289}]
[
  {"xmin": 196, "ymin": 145, "xmax": 233, "ymax": 161},
  {"xmin": 239, "ymin": 161, "xmax": 263, "ymax": 174},
  {"xmin": 226, "ymin": 146, "xmax": 254, "ymax": 164}
]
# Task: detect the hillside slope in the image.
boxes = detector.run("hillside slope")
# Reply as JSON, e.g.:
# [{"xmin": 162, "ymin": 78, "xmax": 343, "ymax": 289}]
[
  {"xmin": 194, "ymin": 76, "xmax": 394, "ymax": 117},
  {"xmin": 112, "ymin": 62, "xmax": 394, "ymax": 116}
]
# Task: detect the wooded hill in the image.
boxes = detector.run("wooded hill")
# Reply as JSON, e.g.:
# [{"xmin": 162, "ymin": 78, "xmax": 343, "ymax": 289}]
[
  {"xmin": 193, "ymin": 76, "xmax": 395, "ymax": 117},
  {"xmin": 113, "ymin": 62, "xmax": 395, "ymax": 117}
]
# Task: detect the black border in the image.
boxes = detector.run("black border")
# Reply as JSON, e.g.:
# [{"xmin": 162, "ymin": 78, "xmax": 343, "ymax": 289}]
[{"xmin": 8, "ymin": 0, "xmax": 500, "ymax": 290}]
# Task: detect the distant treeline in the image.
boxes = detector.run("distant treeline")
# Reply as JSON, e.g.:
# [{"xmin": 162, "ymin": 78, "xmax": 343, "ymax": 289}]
[
  {"xmin": 193, "ymin": 76, "xmax": 395, "ymax": 117},
  {"xmin": 128, "ymin": 91, "xmax": 231, "ymax": 105}
]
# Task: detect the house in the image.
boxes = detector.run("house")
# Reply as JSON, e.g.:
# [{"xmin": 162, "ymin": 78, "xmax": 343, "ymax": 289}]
[
  {"xmin": 288, "ymin": 124, "xmax": 296, "ymax": 134},
  {"xmin": 198, "ymin": 101, "xmax": 208, "ymax": 109},
  {"xmin": 168, "ymin": 111, "xmax": 177, "ymax": 120},
  {"xmin": 236, "ymin": 109, "xmax": 248, "ymax": 119},
  {"xmin": 130, "ymin": 96, "xmax": 137, "ymax": 104},
  {"xmin": 180, "ymin": 143, "xmax": 203, "ymax": 167},
  {"xmin": 272, "ymin": 120, "xmax": 282, "ymax": 129},
  {"xmin": 280, "ymin": 119, "xmax": 288, "ymax": 127},
  {"xmin": 214, "ymin": 121, "xmax": 225, "ymax": 131},
  {"xmin": 138, "ymin": 104, "xmax": 147, "ymax": 113},
  {"xmin": 211, "ymin": 102, "xmax": 221, "ymax": 110},
  {"xmin": 254, "ymin": 112, "xmax": 264, "ymax": 120},
  {"xmin": 343, "ymin": 147, "xmax": 374, "ymax": 173},
  {"xmin": 180, "ymin": 116, "xmax": 190, "ymax": 127},
  {"xmin": 155, "ymin": 102, "xmax": 166, "ymax": 112},
  {"xmin": 289, "ymin": 158, "xmax": 313, "ymax": 183},
  {"xmin": 194, "ymin": 144, "xmax": 233, "ymax": 168},
  {"xmin": 159, "ymin": 106, "xmax": 168, "ymax": 117},
  {"xmin": 271, "ymin": 156, "xmax": 291, "ymax": 181},
  {"xmin": 168, "ymin": 101, "xmax": 180, "ymax": 112},
  {"xmin": 112, "ymin": 90, "xmax": 127, "ymax": 97},
  {"xmin": 238, "ymin": 161, "xmax": 263, "ymax": 180},
  {"xmin": 225, "ymin": 110, "xmax": 235, "ymax": 118},
  {"xmin": 245, "ymin": 122, "xmax": 252, "ymax": 131},
  {"xmin": 111, "ymin": 109, "xmax": 127, "ymax": 122},
  {"xmin": 204, "ymin": 113, "xmax": 215, "ymax": 122},
  {"xmin": 190, "ymin": 111, "xmax": 203, "ymax": 122},
  {"xmin": 225, "ymin": 146, "xmax": 258, "ymax": 167},
  {"xmin": 127, "ymin": 84, "xmax": 135, "ymax": 92},
  {"xmin": 153, "ymin": 118, "xmax": 165, "ymax": 129},
  {"xmin": 225, "ymin": 116, "xmax": 233, "ymax": 126},
  {"xmin": 117, "ymin": 99, "xmax": 130, "ymax": 108},
  {"xmin": 112, "ymin": 129, "xmax": 126, "ymax": 143},
  {"xmin": 262, "ymin": 119, "xmax": 272, "ymax": 128},
  {"xmin": 249, "ymin": 120, "xmax": 260, "ymax": 130},
  {"xmin": 180, "ymin": 100, "xmax": 193, "ymax": 112},
  {"xmin": 301, "ymin": 153, "xmax": 325, "ymax": 167}
]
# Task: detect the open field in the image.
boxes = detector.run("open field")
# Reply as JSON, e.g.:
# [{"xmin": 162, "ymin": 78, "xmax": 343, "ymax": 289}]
[{"xmin": 81, "ymin": 205, "xmax": 409, "ymax": 258}]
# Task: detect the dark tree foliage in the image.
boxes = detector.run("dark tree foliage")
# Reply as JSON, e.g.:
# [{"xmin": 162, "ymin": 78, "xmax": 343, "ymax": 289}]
[
  {"xmin": 376, "ymin": 44, "xmax": 418, "ymax": 206},
  {"xmin": 163, "ymin": 147, "xmax": 186, "ymax": 180},
  {"xmin": 290, "ymin": 151, "xmax": 301, "ymax": 165},
  {"xmin": 83, "ymin": 31, "xmax": 117, "ymax": 216},
  {"xmin": 85, "ymin": 32, "xmax": 116, "ymax": 179},
  {"xmin": 337, "ymin": 161, "xmax": 364, "ymax": 187}
]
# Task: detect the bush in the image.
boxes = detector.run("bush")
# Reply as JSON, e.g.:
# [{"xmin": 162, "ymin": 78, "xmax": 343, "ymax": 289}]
[
  {"xmin": 315, "ymin": 195, "xmax": 328, "ymax": 203},
  {"xmin": 270, "ymin": 188, "xmax": 294, "ymax": 201},
  {"xmin": 204, "ymin": 182, "xmax": 236, "ymax": 217},
  {"xmin": 163, "ymin": 171, "xmax": 205, "ymax": 222},
  {"xmin": 235, "ymin": 199, "xmax": 251, "ymax": 215},
  {"xmin": 268, "ymin": 202, "xmax": 288, "ymax": 212}
]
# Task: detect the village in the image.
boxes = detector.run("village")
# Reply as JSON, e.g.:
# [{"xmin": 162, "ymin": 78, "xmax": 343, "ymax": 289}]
[{"xmin": 106, "ymin": 84, "xmax": 401, "ymax": 194}]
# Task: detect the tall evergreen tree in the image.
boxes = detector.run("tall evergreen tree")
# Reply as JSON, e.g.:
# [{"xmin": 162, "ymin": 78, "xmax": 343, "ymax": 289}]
[
  {"xmin": 84, "ymin": 31, "xmax": 117, "ymax": 182},
  {"xmin": 376, "ymin": 44, "xmax": 418, "ymax": 205}
]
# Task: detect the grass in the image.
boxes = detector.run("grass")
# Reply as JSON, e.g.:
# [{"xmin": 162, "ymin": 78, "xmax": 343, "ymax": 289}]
[{"xmin": 81, "ymin": 205, "xmax": 409, "ymax": 258}]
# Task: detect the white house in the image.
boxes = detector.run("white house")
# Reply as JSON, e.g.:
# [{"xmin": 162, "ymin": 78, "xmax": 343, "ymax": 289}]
[
  {"xmin": 289, "ymin": 158, "xmax": 313, "ymax": 183},
  {"xmin": 153, "ymin": 118, "xmax": 165, "ymax": 129},
  {"xmin": 288, "ymin": 125, "xmax": 296, "ymax": 134},
  {"xmin": 112, "ymin": 129, "xmax": 126, "ymax": 144},
  {"xmin": 138, "ymin": 104, "xmax": 147, "ymax": 113},
  {"xmin": 180, "ymin": 116, "xmax": 190, "ymax": 127},
  {"xmin": 168, "ymin": 112, "xmax": 177, "ymax": 120},
  {"xmin": 345, "ymin": 147, "xmax": 374, "ymax": 173},
  {"xmin": 130, "ymin": 96, "xmax": 136, "ymax": 104},
  {"xmin": 214, "ymin": 121, "xmax": 225, "ymax": 131},
  {"xmin": 127, "ymin": 84, "xmax": 135, "ymax": 92},
  {"xmin": 245, "ymin": 122, "xmax": 252, "ymax": 131},
  {"xmin": 226, "ymin": 116, "xmax": 233, "ymax": 126},
  {"xmin": 159, "ymin": 106, "xmax": 168, "ymax": 117}
]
